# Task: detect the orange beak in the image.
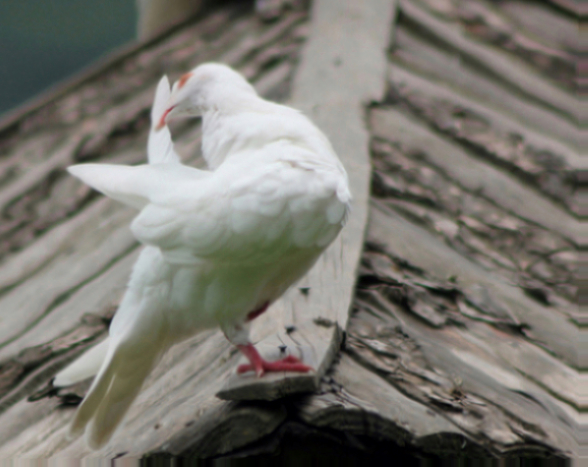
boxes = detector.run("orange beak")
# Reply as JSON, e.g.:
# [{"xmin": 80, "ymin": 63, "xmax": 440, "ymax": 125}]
[{"xmin": 156, "ymin": 105, "xmax": 175, "ymax": 131}]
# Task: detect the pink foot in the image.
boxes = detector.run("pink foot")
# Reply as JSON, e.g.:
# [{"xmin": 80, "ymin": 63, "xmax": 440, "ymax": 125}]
[{"xmin": 236, "ymin": 344, "xmax": 313, "ymax": 377}]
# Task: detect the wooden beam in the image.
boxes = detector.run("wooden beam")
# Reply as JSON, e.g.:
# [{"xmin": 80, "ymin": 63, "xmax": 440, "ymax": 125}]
[{"xmin": 217, "ymin": 0, "xmax": 397, "ymax": 400}]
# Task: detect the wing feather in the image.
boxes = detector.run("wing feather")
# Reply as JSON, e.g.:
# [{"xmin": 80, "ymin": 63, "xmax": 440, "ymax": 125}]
[{"xmin": 130, "ymin": 155, "xmax": 349, "ymax": 264}]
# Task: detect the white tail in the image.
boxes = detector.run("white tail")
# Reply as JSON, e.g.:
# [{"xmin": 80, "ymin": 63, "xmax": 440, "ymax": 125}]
[
  {"xmin": 65, "ymin": 247, "xmax": 173, "ymax": 449},
  {"xmin": 54, "ymin": 338, "xmax": 110, "ymax": 387},
  {"xmin": 68, "ymin": 164, "xmax": 155, "ymax": 210},
  {"xmin": 69, "ymin": 331, "xmax": 167, "ymax": 449},
  {"xmin": 67, "ymin": 163, "xmax": 207, "ymax": 211}
]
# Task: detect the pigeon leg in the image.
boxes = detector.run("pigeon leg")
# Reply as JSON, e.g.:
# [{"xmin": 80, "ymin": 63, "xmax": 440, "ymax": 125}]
[{"xmin": 236, "ymin": 343, "xmax": 312, "ymax": 377}]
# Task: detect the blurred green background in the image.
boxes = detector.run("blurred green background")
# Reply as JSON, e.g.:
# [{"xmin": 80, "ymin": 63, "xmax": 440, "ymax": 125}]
[{"xmin": 0, "ymin": 0, "xmax": 136, "ymax": 116}]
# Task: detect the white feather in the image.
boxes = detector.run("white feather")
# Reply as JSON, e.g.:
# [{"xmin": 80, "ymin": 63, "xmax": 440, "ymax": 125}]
[
  {"xmin": 58, "ymin": 63, "xmax": 351, "ymax": 450},
  {"xmin": 53, "ymin": 338, "xmax": 110, "ymax": 387},
  {"xmin": 67, "ymin": 163, "xmax": 208, "ymax": 210},
  {"xmin": 148, "ymin": 76, "xmax": 181, "ymax": 165}
]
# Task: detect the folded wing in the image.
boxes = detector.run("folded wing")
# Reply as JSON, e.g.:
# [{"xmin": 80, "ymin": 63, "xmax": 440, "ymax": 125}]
[
  {"xmin": 131, "ymin": 155, "xmax": 350, "ymax": 265},
  {"xmin": 69, "ymin": 148, "xmax": 349, "ymax": 266}
]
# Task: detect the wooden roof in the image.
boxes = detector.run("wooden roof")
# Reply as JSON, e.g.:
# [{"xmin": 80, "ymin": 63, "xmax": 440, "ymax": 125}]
[{"xmin": 0, "ymin": 0, "xmax": 579, "ymax": 460}]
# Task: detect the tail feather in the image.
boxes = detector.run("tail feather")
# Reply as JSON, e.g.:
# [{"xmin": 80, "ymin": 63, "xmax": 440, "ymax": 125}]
[
  {"xmin": 69, "ymin": 337, "xmax": 165, "ymax": 449},
  {"xmin": 54, "ymin": 338, "xmax": 110, "ymax": 387},
  {"xmin": 67, "ymin": 164, "xmax": 154, "ymax": 210},
  {"xmin": 67, "ymin": 163, "xmax": 207, "ymax": 211}
]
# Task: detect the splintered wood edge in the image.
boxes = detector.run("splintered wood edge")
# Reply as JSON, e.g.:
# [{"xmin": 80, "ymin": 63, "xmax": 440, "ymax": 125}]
[
  {"xmin": 216, "ymin": 0, "xmax": 395, "ymax": 401},
  {"xmin": 217, "ymin": 323, "xmax": 341, "ymax": 401}
]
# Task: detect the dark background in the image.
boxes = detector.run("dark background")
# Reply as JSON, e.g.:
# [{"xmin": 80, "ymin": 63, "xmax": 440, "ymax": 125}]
[{"xmin": 0, "ymin": 0, "xmax": 136, "ymax": 117}]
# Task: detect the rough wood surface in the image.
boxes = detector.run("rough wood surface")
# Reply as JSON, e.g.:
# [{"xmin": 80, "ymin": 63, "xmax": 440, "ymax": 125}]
[
  {"xmin": 395, "ymin": 0, "xmax": 583, "ymax": 153},
  {"xmin": 296, "ymin": 0, "xmax": 577, "ymax": 456},
  {"xmin": 0, "ymin": 0, "xmax": 578, "ymax": 460}
]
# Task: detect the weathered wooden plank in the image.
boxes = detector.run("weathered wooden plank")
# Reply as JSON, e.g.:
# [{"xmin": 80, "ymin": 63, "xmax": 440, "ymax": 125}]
[
  {"xmin": 368, "ymin": 201, "xmax": 578, "ymax": 368},
  {"xmin": 410, "ymin": 0, "xmax": 579, "ymax": 91},
  {"xmin": 218, "ymin": 0, "xmax": 396, "ymax": 399},
  {"xmin": 0, "ymin": 205, "xmax": 136, "ymax": 347},
  {"xmin": 339, "ymin": 241, "xmax": 575, "ymax": 456},
  {"xmin": 385, "ymin": 317, "xmax": 575, "ymax": 455},
  {"xmin": 389, "ymin": 43, "xmax": 582, "ymax": 172},
  {"xmin": 296, "ymin": 289, "xmax": 573, "ymax": 455},
  {"xmin": 399, "ymin": 0, "xmax": 578, "ymax": 123},
  {"xmin": 0, "ymin": 199, "xmax": 108, "ymax": 294},
  {"xmin": 299, "ymin": 355, "xmax": 471, "ymax": 452},
  {"xmin": 369, "ymin": 148, "xmax": 575, "ymax": 314},
  {"xmin": 454, "ymin": 321, "xmax": 582, "ymax": 411},
  {"xmin": 544, "ymin": 0, "xmax": 586, "ymax": 16},
  {"xmin": 391, "ymin": 25, "xmax": 582, "ymax": 152},
  {"xmin": 382, "ymin": 13, "xmax": 582, "ymax": 333},
  {"xmin": 1, "ymin": 332, "xmax": 229, "ymax": 457},
  {"xmin": 0, "ymin": 250, "xmax": 135, "ymax": 362},
  {"xmin": 499, "ymin": 1, "xmax": 580, "ymax": 54},
  {"xmin": 370, "ymin": 108, "xmax": 581, "ymax": 244}
]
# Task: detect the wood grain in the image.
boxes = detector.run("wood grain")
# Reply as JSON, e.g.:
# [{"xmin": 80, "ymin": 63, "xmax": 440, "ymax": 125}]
[{"xmin": 0, "ymin": 0, "xmax": 577, "ymax": 459}]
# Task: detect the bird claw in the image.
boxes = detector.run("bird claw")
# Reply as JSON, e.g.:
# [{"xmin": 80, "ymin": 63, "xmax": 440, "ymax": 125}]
[{"xmin": 237, "ymin": 354, "xmax": 313, "ymax": 377}]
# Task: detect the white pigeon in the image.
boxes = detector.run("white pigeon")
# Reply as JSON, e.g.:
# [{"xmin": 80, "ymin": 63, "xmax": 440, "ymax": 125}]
[{"xmin": 54, "ymin": 63, "xmax": 351, "ymax": 450}]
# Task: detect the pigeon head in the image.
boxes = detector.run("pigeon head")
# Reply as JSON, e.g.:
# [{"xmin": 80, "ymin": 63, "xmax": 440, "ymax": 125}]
[{"xmin": 156, "ymin": 63, "xmax": 257, "ymax": 130}]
